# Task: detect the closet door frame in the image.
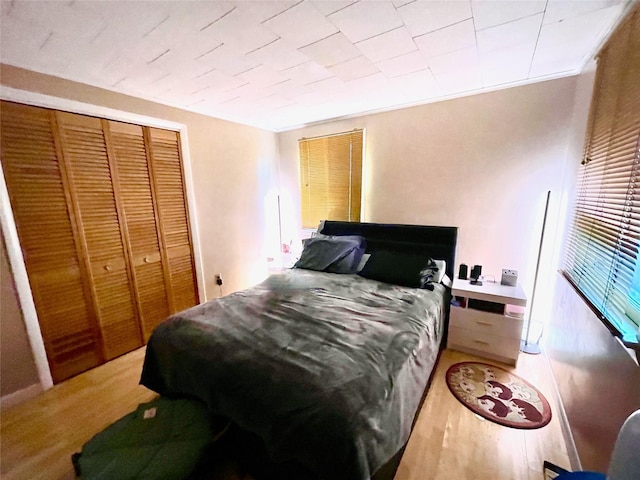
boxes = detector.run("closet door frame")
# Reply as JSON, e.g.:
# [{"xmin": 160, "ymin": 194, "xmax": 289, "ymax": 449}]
[{"xmin": 0, "ymin": 87, "xmax": 205, "ymax": 392}]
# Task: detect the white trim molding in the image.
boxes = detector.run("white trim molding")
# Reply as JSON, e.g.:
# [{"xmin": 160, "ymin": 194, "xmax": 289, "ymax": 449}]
[
  {"xmin": 0, "ymin": 383, "xmax": 43, "ymax": 410},
  {"xmin": 0, "ymin": 86, "xmax": 206, "ymax": 389},
  {"xmin": 0, "ymin": 164, "xmax": 53, "ymax": 390}
]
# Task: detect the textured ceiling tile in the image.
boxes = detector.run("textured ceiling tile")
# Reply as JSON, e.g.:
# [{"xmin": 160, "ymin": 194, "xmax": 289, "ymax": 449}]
[
  {"xmin": 376, "ymin": 50, "xmax": 430, "ymax": 78},
  {"xmin": 480, "ymin": 42, "xmax": 536, "ymax": 86},
  {"xmin": 427, "ymin": 46, "xmax": 480, "ymax": 76},
  {"xmin": 398, "ymin": 0, "xmax": 472, "ymax": 37},
  {"xmin": 388, "ymin": 68, "xmax": 441, "ymax": 99},
  {"xmin": 261, "ymin": 79, "xmax": 313, "ymax": 99},
  {"xmin": 531, "ymin": 3, "xmax": 626, "ymax": 76},
  {"xmin": 77, "ymin": 1, "xmax": 171, "ymax": 43},
  {"xmin": 345, "ymin": 72, "xmax": 390, "ymax": 94},
  {"xmin": 415, "ymin": 19, "xmax": 476, "ymax": 58},
  {"xmin": 0, "ymin": 16, "xmax": 54, "ymax": 66},
  {"xmin": 246, "ymin": 39, "xmax": 310, "ymax": 71},
  {"xmin": 392, "ymin": 0, "xmax": 416, "ymax": 8},
  {"xmin": 193, "ymin": 69, "xmax": 249, "ymax": 93},
  {"xmin": 543, "ymin": 0, "xmax": 623, "ymax": 25},
  {"xmin": 263, "ymin": 1, "xmax": 338, "ymax": 47},
  {"xmin": 254, "ymin": 94, "xmax": 296, "ymax": 110},
  {"xmin": 328, "ymin": 1, "xmax": 403, "ymax": 43},
  {"xmin": 355, "ymin": 27, "xmax": 417, "ymax": 63},
  {"xmin": 435, "ymin": 68, "xmax": 483, "ymax": 96},
  {"xmin": 329, "ymin": 56, "xmax": 380, "ymax": 81},
  {"xmin": 471, "ymin": 0, "xmax": 546, "ymax": 31},
  {"xmin": 234, "ymin": 0, "xmax": 298, "ymax": 23},
  {"xmin": 236, "ymin": 65, "xmax": 290, "ymax": 89},
  {"xmin": 197, "ymin": 43, "xmax": 261, "ymax": 76},
  {"xmin": 0, "ymin": 0, "xmax": 630, "ymax": 130},
  {"xmin": 476, "ymin": 14, "xmax": 543, "ymax": 55},
  {"xmin": 299, "ymin": 32, "xmax": 362, "ymax": 67},
  {"xmin": 204, "ymin": 7, "xmax": 279, "ymax": 54},
  {"xmin": 306, "ymin": 76, "xmax": 346, "ymax": 94},
  {"xmin": 283, "ymin": 61, "xmax": 334, "ymax": 85},
  {"xmin": 1, "ymin": 34, "xmax": 72, "ymax": 78},
  {"xmin": 7, "ymin": 0, "xmax": 107, "ymax": 41},
  {"xmin": 312, "ymin": 0, "xmax": 357, "ymax": 16}
]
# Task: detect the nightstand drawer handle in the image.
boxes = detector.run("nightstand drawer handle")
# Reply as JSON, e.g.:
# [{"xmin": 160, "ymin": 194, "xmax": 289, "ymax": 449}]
[
  {"xmin": 476, "ymin": 321, "xmax": 493, "ymax": 326},
  {"xmin": 473, "ymin": 340, "xmax": 490, "ymax": 345}
]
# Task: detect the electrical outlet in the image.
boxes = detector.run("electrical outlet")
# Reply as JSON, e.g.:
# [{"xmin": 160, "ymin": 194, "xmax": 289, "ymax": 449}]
[
  {"xmin": 215, "ymin": 274, "xmax": 223, "ymax": 286},
  {"xmin": 501, "ymin": 269, "xmax": 518, "ymax": 286}
]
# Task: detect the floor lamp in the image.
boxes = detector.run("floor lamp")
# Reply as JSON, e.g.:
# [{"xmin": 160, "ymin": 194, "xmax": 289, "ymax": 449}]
[{"xmin": 521, "ymin": 190, "xmax": 551, "ymax": 355}]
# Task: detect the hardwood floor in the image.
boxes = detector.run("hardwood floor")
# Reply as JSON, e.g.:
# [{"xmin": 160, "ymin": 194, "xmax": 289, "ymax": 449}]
[
  {"xmin": 1, "ymin": 348, "xmax": 570, "ymax": 480},
  {"xmin": 396, "ymin": 349, "xmax": 571, "ymax": 480}
]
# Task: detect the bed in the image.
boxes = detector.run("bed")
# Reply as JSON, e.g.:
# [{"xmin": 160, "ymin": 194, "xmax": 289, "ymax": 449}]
[{"xmin": 140, "ymin": 221, "xmax": 458, "ymax": 480}]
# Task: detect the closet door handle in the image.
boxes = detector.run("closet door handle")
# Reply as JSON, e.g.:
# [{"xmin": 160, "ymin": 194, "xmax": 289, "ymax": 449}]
[
  {"xmin": 476, "ymin": 321, "xmax": 493, "ymax": 326},
  {"xmin": 144, "ymin": 256, "xmax": 151, "ymax": 263},
  {"xmin": 104, "ymin": 265, "xmax": 112, "ymax": 271}
]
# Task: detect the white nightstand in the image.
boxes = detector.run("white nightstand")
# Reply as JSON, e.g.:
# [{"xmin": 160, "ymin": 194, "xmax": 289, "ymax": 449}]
[{"xmin": 447, "ymin": 278, "xmax": 528, "ymax": 365}]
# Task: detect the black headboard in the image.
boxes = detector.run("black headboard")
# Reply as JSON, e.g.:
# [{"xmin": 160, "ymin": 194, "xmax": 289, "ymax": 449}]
[{"xmin": 318, "ymin": 221, "xmax": 458, "ymax": 280}]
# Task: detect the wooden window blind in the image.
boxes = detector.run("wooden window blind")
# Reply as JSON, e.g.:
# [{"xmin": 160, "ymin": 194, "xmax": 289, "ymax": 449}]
[
  {"xmin": 299, "ymin": 130, "xmax": 363, "ymax": 229},
  {"xmin": 562, "ymin": 5, "xmax": 640, "ymax": 347}
]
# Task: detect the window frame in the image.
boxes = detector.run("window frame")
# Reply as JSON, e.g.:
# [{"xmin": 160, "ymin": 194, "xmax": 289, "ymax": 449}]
[
  {"xmin": 561, "ymin": 5, "xmax": 640, "ymax": 351},
  {"xmin": 298, "ymin": 129, "xmax": 364, "ymax": 230}
]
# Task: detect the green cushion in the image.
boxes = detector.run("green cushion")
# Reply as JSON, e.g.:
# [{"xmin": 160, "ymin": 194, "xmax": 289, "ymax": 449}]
[{"xmin": 75, "ymin": 397, "xmax": 215, "ymax": 480}]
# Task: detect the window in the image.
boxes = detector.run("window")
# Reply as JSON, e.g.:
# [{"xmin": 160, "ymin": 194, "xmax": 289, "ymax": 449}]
[
  {"xmin": 298, "ymin": 130, "xmax": 363, "ymax": 229},
  {"xmin": 562, "ymin": 6, "xmax": 640, "ymax": 347}
]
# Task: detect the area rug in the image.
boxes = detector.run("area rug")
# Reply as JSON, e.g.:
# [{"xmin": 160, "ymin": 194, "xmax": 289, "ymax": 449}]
[{"xmin": 445, "ymin": 361, "xmax": 552, "ymax": 429}]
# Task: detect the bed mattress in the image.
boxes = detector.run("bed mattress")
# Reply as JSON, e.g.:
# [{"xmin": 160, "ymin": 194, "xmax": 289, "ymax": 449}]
[{"xmin": 141, "ymin": 269, "xmax": 445, "ymax": 480}]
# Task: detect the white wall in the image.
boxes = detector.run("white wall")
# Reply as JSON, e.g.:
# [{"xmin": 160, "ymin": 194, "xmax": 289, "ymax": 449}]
[{"xmin": 278, "ymin": 77, "xmax": 579, "ymax": 321}]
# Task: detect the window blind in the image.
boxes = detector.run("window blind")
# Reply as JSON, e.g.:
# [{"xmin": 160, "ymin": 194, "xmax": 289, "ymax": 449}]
[
  {"xmin": 562, "ymin": 6, "xmax": 640, "ymax": 346},
  {"xmin": 299, "ymin": 130, "xmax": 363, "ymax": 229}
]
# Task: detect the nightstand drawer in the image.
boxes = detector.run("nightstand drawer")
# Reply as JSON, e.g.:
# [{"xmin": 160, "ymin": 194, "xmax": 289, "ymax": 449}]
[
  {"xmin": 450, "ymin": 306, "xmax": 523, "ymax": 340},
  {"xmin": 447, "ymin": 326, "xmax": 521, "ymax": 362}
]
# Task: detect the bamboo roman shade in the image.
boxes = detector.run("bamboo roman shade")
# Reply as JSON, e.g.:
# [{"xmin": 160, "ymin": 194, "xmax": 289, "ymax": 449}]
[
  {"xmin": 1, "ymin": 101, "xmax": 199, "ymax": 382},
  {"xmin": 562, "ymin": 5, "xmax": 640, "ymax": 345},
  {"xmin": 299, "ymin": 130, "xmax": 363, "ymax": 229}
]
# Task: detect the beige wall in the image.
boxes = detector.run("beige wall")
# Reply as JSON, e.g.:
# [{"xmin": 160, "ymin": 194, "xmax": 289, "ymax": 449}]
[
  {"xmin": 278, "ymin": 77, "xmax": 579, "ymax": 306},
  {"xmin": 1, "ymin": 233, "xmax": 39, "ymax": 396},
  {"xmin": 0, "ymin": 64, "xmax": 279, "ymax": 395}
]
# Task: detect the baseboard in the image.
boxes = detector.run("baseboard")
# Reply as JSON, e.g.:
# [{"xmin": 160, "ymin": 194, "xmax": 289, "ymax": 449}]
[
  {"xmin": 541, "ymin": 345, "xmax": 582, "ymax": 471},
  {"xmin": 1, "ymin": 383, "xmax": 42, "ymax": 410}
]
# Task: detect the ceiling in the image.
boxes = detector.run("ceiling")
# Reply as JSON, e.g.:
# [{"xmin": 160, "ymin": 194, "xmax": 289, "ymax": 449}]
[{"xmin": 0, "ymin": 0, "xmax": 632, "ymax": 132}]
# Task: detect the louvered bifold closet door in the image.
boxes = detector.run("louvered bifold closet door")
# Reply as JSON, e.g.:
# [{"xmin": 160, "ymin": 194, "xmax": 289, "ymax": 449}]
[
  {"xmin": 0, "ymin": 102, "xmax": 102, "ymax": 382},
  {"xmin": 108, "ymin": 121, "xmax": 170, "ymax": 340},
  {"xmin": 56, "ymin": 112, "xmax": 143, "ymax": 360},
  {"xmin": 147, "ymin": 127, "xmax": 198, "ymax": 313}
]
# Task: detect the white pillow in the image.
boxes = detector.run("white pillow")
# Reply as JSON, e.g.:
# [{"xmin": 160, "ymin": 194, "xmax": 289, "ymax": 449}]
[
  {"xmin": 356, "ymin": 253, "xmax": 371, "ymax": 272},
  {"xmin": 433, "ymin": 259, "xmax": 446, "ymax": 284}
]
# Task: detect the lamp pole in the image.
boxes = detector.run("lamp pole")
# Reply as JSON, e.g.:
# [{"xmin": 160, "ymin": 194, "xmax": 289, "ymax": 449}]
[{"xmin": 521, "ymin": 190, "xmax": 551, "ymax": 355}]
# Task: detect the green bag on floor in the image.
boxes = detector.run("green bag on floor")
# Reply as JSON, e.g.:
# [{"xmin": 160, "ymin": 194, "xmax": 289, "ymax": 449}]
[{"xmin": 73, "ymin": 397, "xmax": 215, "ymax": 480}]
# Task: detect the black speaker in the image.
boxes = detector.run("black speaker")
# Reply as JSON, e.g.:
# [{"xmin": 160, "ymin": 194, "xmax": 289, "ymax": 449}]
[
  {"xmin": 471, "ymin": 265, "xmax": 482, "ymax": 280},
  {"xmin": 458, "ymin": 264, "xmax": 468, "ymax": 280}
]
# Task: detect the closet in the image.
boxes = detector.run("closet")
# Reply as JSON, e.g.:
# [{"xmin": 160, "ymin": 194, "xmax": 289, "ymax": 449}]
[{"xmin": 1, "ymin": 101, "xmax": 198, "ymax": 383}]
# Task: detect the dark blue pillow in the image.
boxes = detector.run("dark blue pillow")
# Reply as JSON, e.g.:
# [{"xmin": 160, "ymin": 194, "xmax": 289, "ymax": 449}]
[
  {"xmin": 358, "ymin": 250, "xmax": 439, "ymax": 288},
  {"xmin": 294, "ymin": 234, "xmax": 366, "ymax": 274}
]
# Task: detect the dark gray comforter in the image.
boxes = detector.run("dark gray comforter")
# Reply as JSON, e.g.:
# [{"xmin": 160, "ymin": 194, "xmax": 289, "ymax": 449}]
[{"xmin": 140, "ymin": 269, "xmax": 445, "ymax": 480}]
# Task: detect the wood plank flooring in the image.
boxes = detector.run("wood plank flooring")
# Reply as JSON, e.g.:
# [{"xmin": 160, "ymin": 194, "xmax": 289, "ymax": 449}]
[
  {"xmin": 1, "ymin": 348, "xmax": 570, "ymax": 480},
  {"xmin": 396, "ymin": 349, "xmax": 571, "ymax": 480}
]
